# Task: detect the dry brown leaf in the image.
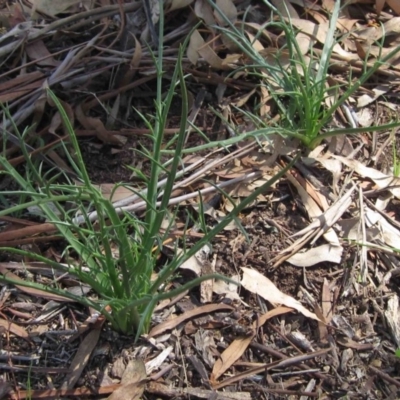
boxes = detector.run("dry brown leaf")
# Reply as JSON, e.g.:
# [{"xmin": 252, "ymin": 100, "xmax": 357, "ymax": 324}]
[
  {"xmin": 167, "ymin": 0, "xmax": 194, "ymax": 11},
  {"xmin": 179, "ymin": 249, "xmax": 203, "ymax": 276},
  {"xmin": 194, "ymin": 0, "xmax": 216, "ymax": 29},
  {"xmin": 26, "ymin": 40, "xmax": 60, "ymax": 67},
  {"xmin": 318, "ymin": 278, "xmax": 331, "ymax": 343},
  {"xmin": 270, "ymin": 0, "xmax": 299, "ymax": 18},
  {"xmin": 230, "ymin": 88, "xmax": 256, "ymax": 107},
  {"xmin": 296, "ymin": 31, "xmax": 312, "ymax": 55},
  {"xmin": 80, "ymin": 183, "xmax": 135, "ymax": 202},
  {"xmin": 211, "ymin": 334, "xmax": 255, "ymax": 382},
  {"xmin": 357, "ymin": 85, "xmax": 389, "ymax": 108},
  {"xmin": 356, "ymin": 16, "xmax": 400, "ymax": 44},
  {"xmin": 61, "ymin": 328, "xmax": 102, "ymax": 389},
  {"xmin": 214, "ymin": 0, "xmax": 237, "ymax": 26},
  {"xmin": 117, "ymin": 36, "xmax": 142, "ymax": 88},
  {"xmin": 245, "ymin": 32, "xmax": 264, "ymax": 52},
  {"xmin": 333, "ymin": 155, "xmax": 400, "ymax": 199},
  {"xmin": 285, "ymin": 169, "xmax": 323, "ymax": 217},
  {"xmin": 289, "ymin": 18, "xmax": 355, "ymax": 60},
  {"xmin": 0, "ymin": 71, "xmax": 45, "ymax": 103},
  {"xmin": 0, "ymin": 318, "xmax": 31, "ymax": 342},
  {"xmin": 75, "ymin": 104, "xmax": 125, "ymax": 145},
  {"xmin": 48, "ymin": 98, "xmax": 75, "ymax": 135},
  {"xmin": 148, "ymin": 303, "xmax": 234, "ymax": 337},
  {"xmin": 188, "ymin": 30, "xmax": 225, "ymax": 69},
  {"xmin": 307, "ymin": 9, "xmax": 328, "ymax": 25},
  {"xmin": 285, "ymin": 166, "xmax": 341, "ymax": 247},
  {"xmin": 211, "ymin": 306, "xmax": 293, "ymax": 382},
  {"xmin": 31, "ymin": 0, "xmax": 82, "ymax": 17},
  {"xmin": 108, "ymin": 359, "xmax": 147, "ymax": 400},
  {"xmin": 241, "ymin": 268, "xmax": 321, "ymax": 321},
  {"xmin": 303, "ymin": 153, "xmax": 342, "ymax": 194},
  {"xmin": 365, "ymin": 208, "xmax": 400, "ymax": 248},
  {"xmin": 214, "ymin": 166, "xmax": 254, "ymax": 179}
]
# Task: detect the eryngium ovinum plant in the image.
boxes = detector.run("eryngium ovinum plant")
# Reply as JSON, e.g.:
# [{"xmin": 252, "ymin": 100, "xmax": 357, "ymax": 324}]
[{"xmin": 0, "ymin": 7, "xmax": 297, "ymax": 340}]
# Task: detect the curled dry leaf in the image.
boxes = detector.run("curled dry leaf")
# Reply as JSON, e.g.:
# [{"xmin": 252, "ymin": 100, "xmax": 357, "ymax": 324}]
[
  {"xmin": 213, "ymin": 274, "xmax": 240, "ymax": 301},
  {"xmin": 357, "ymin": 85, "xmax": 389, "ymax": 108},
  {"xmin": 333, "ymin": 155, "xmax": 400, "ymax": 199},
  {"xmin": 241, "ymin": 267, "xmax": 321, "ymax": 321},
  {"xmin": 74, "ymin": 182, "xmax": 134, "ymax": 202},
  {"xmin": 31, "ymin": 0, "xmax": 83, "ymax": 18},
  {"xmin": 210, "ymin": 306, "xmax": 298, "ymax": 385},
  {"xmin": 214, "ymin": 0, "xmax": 237, "ymax": 26},
  {"xmin": 76, "ymin": 104, "xmax": 125, "ymax": 145},
  {"xmin": 145, "ymin": 347, "xmax": 172, "ymax": 374},
  {"xmin": 287, "ymin": 243, "xmax": 343, "ymax": 267},
  {"xmin": 289, "ymin": 18, "xmax": 355, "ymax": 60},
  {"xmin": 108, "ymin": 359, "xmax": 147, "ymax": 400},
  {"xmin": 302, "ymin": 155, "xmax": 342, "ymax": 194},
  {"xmin": 365, "ymin": 208, "xmax": 400, "ymax": 249},
  {"xmin": 284, "ymin": 168, "xmax": 324, "ymax": 217},
  {"xmin": 26, "ymin": 40, "xmax": 60, "ymax": 67},
  {"xmin": 270, "ymin": 0, "xmax": 299, "ymax": 18},
  {"xmin": 148, "ymin": 303, "xmax": 234, "ymax": 337},
  {"xmin": 211, "ymin": 334, "xmax": 254, "ymax": 382},
  {"xmin": 187, "ymin": 30, "xmax": 224, "ymax": 68},
  {"xmin": 194, "ymin": 0, "xmax": 216, "ymax": 28},
  {"xmin": 167, "ymin": 0, "xmax": 194, "ymax": 12}
]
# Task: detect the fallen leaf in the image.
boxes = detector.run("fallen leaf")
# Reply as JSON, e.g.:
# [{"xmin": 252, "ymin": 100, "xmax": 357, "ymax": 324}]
[
  {"xmin": 211, "ymin": 334, "xmax": 254, "ymax": 381},
  {"xmin": 213, "ymin": 274, "xmax": 240, "ymax": 300},
  {"xmin": 148, "ymin": 303, "xmax": 234, "ymax": 337},
  {"xmin": 0, "ymin": 266, "xmax": 73, "ymax": 302},
  {"xmin": 0, "ymin": 318, "xmax": 31, "ymax": 342},
  {"xmin": 333, "ymin": 155, "xmax": 400, "ymax": 199},
  {"xmin": 25, "ymin": 40, "xmax": 60, "ymax": 66},
  {"xmin": 211, "ymin": 306, "xmax": 293, "ymax": 382},
  {"xmin": 287, "ymin": 244, "xmax": 343, "ymax": 267},
  {"xmin": 167, "ymin": 0, "xmax": 194, "ymax": 11},
  {"xmin": 187, "ymin": 30, "xmax": 224, "ymax": 69},
  {"xmin": 194, "ymin": 0, "xmax": 216, "ymax": 31},
  {"xmin": 214, "ymin": 0, "xmax": 237, "ymax": 26},
  {"xmin": 270, "ymin": 0, "xmax": 299, "ymax": 18},
  {"xmin": 61, "ymin": 328, "xmax": 102, "ymax": 389},
  {"xmin": 31, "ymin": 0, "xmax": 82, "ymax": 17},
  {"xmin": 241, "ymin": 267, "xmax": 321, "ymax": 321},
  {"xmin": 108, "ymin": 359, "xmax": 147, "ymax": 400},
  {"xmin": 357, "ymin": 85, "xmax": 389, "ymax": 108}
]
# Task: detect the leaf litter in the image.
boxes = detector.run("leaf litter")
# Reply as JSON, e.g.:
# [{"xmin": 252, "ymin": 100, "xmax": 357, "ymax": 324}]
[{"xmin": 1, "ymin": 0, "xmax": 400, "ymax": 399}]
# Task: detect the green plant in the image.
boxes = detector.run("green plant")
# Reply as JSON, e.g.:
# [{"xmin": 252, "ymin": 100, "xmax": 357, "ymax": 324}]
[
  {"xmin": 392, "ymin": 134, "xmax": 400, "ymax": 177},
  {"xmin": 207, "ymin": 0, "xmax": 400, "ymax": 149},
  {"xmin": 0, "ymin": 7, "xmax": 297, "ymax": 339}
]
